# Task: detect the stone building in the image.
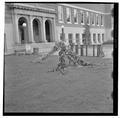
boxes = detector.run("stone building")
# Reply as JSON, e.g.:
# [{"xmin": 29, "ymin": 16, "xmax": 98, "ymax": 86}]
[{"xmin": 4, "ymin": 3, "xmax": 113, "ymax": 55}]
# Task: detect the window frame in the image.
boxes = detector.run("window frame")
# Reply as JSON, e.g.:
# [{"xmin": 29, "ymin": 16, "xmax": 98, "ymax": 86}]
[
  {"xmin": 66, "ymin": 7, "xmax": 72, "ymax": 24},
  {"xmin": 98, "ymin": 33, "xmax": 101, "ymax": 43},
  {"xmin": 96, "ymin": 14, "xmax": 99, "ymax": 26},
  {"xmin": 102, "ymin": 33, "xmax": 104, "ymax": 42},
  {"xmin": 91, "ymin": 13, "xmax": 95, "ymax": 26},
  {"xmin": 93, "ymin": 33, "xmax": 96, "ymax": 43},
  {"xmin": 74, "ymin": 9, "xmax": 78, "ymax": 24},
  {"xmin": 100, "ymin": 15, "xmax": 104, "ymax": 26},
  {"xmin": 86, "ymin": 12, "xmax": 90, "ymax": 25},
  {"xmin": 58, "ymin": 6, "xmax": 64, "ymax": 23},
  {"xmin": 81, "ymin": 11, "xmax": 84, "ymax": 25}
]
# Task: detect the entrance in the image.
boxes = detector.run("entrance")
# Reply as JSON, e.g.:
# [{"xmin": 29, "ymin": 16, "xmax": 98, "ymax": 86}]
[
  {"xmin": 45, "ymin": 20, "xmax": 53, "ymax": 42},
  {"xmin": 18, "ymin": 17, "xmax": 29, "ymax": 44},
  {"xmin": 33, "ymin": 19, "xmax": 42, "ymax": 43}
]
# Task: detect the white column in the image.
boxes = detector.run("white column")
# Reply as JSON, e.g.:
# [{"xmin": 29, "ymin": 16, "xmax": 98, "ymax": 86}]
[
  {"xmin": 52, "ymin": 18, "xmax": 56, "ymax": 42},
  {"xmin": 42, "ymin": 17, "xmax": 47, "ymax": 43},
  {"xmin": 80, "ymin": 33, "xmax": 83, "ymax": 45},
  {"xmin": 14, "ymin": 14, "xmax": 20, "ymax": 44},
  {"xmin": 28, "ymin": 16, "xmax": 34, "ymax": 43},
  {"xmin": 91, "ymin": 33, "xmax": 94, "ymax": 44}
]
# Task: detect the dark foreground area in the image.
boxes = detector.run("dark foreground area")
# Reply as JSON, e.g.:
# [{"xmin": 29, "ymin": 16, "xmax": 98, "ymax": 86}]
[{"xmin": 4, "ymin": 55, "xmax": 113, "ymax": 113}]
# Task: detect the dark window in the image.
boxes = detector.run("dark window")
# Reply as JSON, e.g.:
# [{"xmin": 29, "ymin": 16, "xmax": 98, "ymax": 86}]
[
  {"xmin": 68, "ymin": 33, "xmax": 73, "ymax": 40},
  {"xmin": 93, "ymin": 33, "xmax": 96, "ymax": 43},
  {"xmin": 98, "ymin": 34, "xmax": 101, "ymax": 43},
  {"xmin": 102, "ymin": 33, "xmax": 104, "ymax": 42},
  {"xmin": 82, "ymin": 33, "xmax": 85, "ymax": 44},
  {"xmin": 76, "ymin": 33, "xmax": 79, "ymax": 43}
]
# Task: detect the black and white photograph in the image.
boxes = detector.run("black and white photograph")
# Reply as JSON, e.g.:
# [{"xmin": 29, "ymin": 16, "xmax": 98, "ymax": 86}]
[{"xmin": 3, "ymin": 2, "xmax": 118, "ymax": 116}]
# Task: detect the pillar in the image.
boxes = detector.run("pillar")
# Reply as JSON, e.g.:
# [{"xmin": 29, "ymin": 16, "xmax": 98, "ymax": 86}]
[
  {"xmin": 51, "ymin": 18, "xmax": 56, "ymax": 42},
  {"xmin": 14, "ymin": 14, "xmax": 20, "ymax": 44},
  {"xmin": 28, "ymin": 16, "xmax": 34, "ymax": 43},
  {"xmin": 42, "ymin": 17, "xmax": 47, "ymax": 43}
]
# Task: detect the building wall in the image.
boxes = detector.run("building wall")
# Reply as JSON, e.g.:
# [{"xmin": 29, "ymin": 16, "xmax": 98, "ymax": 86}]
[
  {"xmin": 56, "ymin": 3, "xmax": 112, "ymax": 43},
  {"xmin": 5, "ymin": 3, "xmax": 15, "ymax": 54},
  {"xmin": 4, "ymin": 3, "xmax": 113, "ymax": 54}
]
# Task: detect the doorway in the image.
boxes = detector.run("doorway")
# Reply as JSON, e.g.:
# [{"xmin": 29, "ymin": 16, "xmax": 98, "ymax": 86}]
[
  {"xmin": 33, "ymin": 19, "xmax": 42, "ymax": 43},
  {"xmin": 18, "ymin": 17, "xmax": 29, "ymax": 44},
  {"xmin": 45, "ymin": 20, "xmax": 53, "ymax": 42}
]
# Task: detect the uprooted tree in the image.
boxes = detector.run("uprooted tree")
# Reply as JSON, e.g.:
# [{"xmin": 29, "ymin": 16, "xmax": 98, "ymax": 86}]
[{"xmin": 32, "ymin": 40, "xmax": 94, "ymax": 75}]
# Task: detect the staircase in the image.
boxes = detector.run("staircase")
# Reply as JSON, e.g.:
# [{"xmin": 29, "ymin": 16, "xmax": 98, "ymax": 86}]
[{"xmin": 14, "ymin": 43, "xmax": 56, "ymax": 55}]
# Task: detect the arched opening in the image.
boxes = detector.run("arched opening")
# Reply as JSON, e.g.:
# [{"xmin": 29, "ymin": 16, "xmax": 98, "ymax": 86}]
[
  {"xmin": 33, "ymin": 19, "xmax": 42, "ymax": 43},
  {"xmin": 45, "ymin": 20, "xmax": 53, "ymax": 42},
  {"xmin": 18, "ymin": 17, "xmax": 29, "ymax": 44}
]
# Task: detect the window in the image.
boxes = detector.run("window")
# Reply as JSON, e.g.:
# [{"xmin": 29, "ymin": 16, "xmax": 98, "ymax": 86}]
[
  {"xmin": 68, "ymin": 33, "xmax": 73, "ymax": 40},
  {"xmin": 98, "ymin": 34, "xmax": 101, "ymax": 43},
  {"xmin": 81, "ymin": 11, "xmax": 84, "ymax": 24},
  {"xmin": 93, "ymin": 33, "xmax": 96, "ymax": 43},
  {"xmin": 60, "ymin": 33, "xmax": 65, "ymax": 40},
  {"xmin": 74, "ymin": 9, "xmax": 78, "ymax": 24},
  {"xmin": 100, "ymin": 15, "xmax": 104, "ymax": 26},
  {"xmin": 76, "ymin": 33, "xmax": 79, "ymax": 43},
  {"xmin": 86, "ymin": 12, "xmax": 90, "ymax": 25},
  {"xmin": 66, "ymin": 7, "xmax": 71, "ymax": 23},
  {"xmin": 102, "ymin": 33, "xmax": 104, "ymax": 42},
  {"xmin": 91, "ymin": 13, "xmax": 95, "ymax": 25},
  {"xmin": 96, "ymin": 14, "xmax": 99, "ymax": 26},
  {"xmin": 58, "ymin": 6, "xmax": 63, "ymax": 22},
  {"xmin": 82, "ymin": 33, "xmax": 85, "ymax": 44},
  {"xmin": 76, "ymin": 33, "xmax": 79, "ymax": 39}
]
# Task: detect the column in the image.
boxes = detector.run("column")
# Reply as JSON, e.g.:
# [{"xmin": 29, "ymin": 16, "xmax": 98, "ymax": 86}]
[
  {"xmin": 14, "ymin": 14, "xmax": 20, "ymax": 44},
  {"xmin": 28, "ymin": 16, "xmax": 34, "ymax": 43},
  {"xmin": 52, "ymin": 18, "xmax": 56, "ymax": 42},
  {"xmin": 80, "ymin": 33, "xmax": 83, "ymax": 56},
  {"xmin": 42, "ymin": 17, "xmax": 47, "ymax": 43}
]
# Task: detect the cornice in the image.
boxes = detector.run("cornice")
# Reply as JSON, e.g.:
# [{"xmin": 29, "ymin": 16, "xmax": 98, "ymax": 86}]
[
  {"xmin": 7, "ymin": 3, "xmax": 57, "ymax": 15},
  {"xmin": 60, "ymin": 4, "xmax": 111, "ymax": 15}
]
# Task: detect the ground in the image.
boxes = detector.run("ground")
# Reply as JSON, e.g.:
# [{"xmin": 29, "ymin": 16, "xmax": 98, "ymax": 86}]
[{"xmin": 4, "ymin": 54, "xmax": 113, "ymax": 113}]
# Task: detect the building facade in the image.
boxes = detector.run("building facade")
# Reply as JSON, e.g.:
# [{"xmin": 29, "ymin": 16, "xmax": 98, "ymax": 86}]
[{"xmin": 4, "ymin": 3, "xmax": 113, "ymax": 54}]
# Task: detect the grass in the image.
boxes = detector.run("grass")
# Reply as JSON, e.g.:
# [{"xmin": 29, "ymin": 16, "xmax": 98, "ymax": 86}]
[{"xmin": 4, "ymin": 55, "xmax": 113, "ymax": 113}]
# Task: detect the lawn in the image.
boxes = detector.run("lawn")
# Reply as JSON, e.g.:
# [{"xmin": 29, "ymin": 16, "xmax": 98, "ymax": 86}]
[{"xmin": 4, "ymin": 54, "xmax": 113, "ymax": 113}]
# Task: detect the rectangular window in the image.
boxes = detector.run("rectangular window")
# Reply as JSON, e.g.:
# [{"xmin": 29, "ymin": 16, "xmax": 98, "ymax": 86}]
[
  {"xmin": 68, "ymin": 33, "xmax": 73, "ymax": 40},
  {"xmin": 101, "ymin": 15, "xmax": 104, "ymax": 26},
  {"xmin": 76, "ymin": 33, "xmax": 79, "ymax": 39},
  {"xmin": 86, "ymin": 12, "xmax": 90, "ymax": 25},
  {"xmin": 66, "ymin": 7, "xmax": 71, "ymax": 23},
  {"xmin": 82, "ymin": 33, "xmax": 85, "ymax": 44},
  {"xmin": 93, "ymin": 33, "xmax": 96, "ymax": 43},
  {"xmin": 58, "ymin": 6, "xmax": 63, "ymax": 22},
  {"xmin": 98, "ymin": 34, "xmax": 101, "ymax": 43},
  {"xmin": 96, "ymin": 14, "xmax": 99, "ymax": 26},
  {"xmin": 76, "ymin": 33, "xmax": 79, "ymax": 43},
  {"xmin": 81, "ymin": 11, "xmax": 84, "ymax": 24},
  {"xmin": 91, "ymin": 13, "xmax": 95, "ymax": 25},
  {"xmin": 102, "ymin": 33, "xmax": 104, "ymax": 42},
  {"xmin": 74, "ymin": 9, "xmax": 78, "ymax": 24}
]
